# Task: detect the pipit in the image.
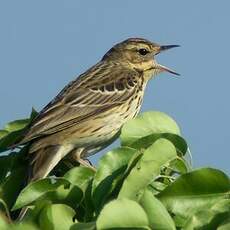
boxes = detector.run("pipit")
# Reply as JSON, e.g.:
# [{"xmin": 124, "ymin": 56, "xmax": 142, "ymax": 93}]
[{"xmin": 18, "ymin": 38, "xmax": 179, "ymax": 182}]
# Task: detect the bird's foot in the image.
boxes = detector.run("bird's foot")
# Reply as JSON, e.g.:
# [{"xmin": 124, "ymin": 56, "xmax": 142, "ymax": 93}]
[{"xmin": 78, "ymin": 158, "xmax": 97, "ymax": 172}]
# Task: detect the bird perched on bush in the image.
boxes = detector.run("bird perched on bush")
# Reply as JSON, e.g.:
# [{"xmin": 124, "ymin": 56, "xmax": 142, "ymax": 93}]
[{"xmin": 18, "ymin": 38, "xmax": 179, "ymax": 183}]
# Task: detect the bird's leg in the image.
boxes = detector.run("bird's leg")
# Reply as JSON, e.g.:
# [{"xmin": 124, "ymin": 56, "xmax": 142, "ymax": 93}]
[
  {"xmin": 70, "ymin": 148, "xmax": 96, "ymax": 172},
  {"xmin": 77, "ymin": 158, "xmax": 97, "ymax": 172}
]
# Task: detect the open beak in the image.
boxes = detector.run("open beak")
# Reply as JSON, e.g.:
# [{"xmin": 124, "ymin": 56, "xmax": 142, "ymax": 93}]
[
  {"xmin": 155, "ymin": 63, "xmax": 180, "ymax": 76},
  {"xmin": 160, "ymin": 45, "xmax": 180, "ymax": 51},
  {"xmin": 154, "ymin": 44, "xmax": 180, "ymax": 76}
]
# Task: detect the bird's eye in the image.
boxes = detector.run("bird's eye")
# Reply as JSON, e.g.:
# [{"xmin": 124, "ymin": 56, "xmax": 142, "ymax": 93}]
[{"xmin": 138, "ymin": 48, "xmax": 149, "ymax": 56}]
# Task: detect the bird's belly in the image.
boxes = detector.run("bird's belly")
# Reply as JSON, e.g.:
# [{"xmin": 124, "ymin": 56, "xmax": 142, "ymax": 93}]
[
  {"xmin": 67, "ymin": 93, "xmax": 144, "ymax": 148},
  {"xmin": 67, "ymin": 111, "xmax": 123, "ymax": 146}
]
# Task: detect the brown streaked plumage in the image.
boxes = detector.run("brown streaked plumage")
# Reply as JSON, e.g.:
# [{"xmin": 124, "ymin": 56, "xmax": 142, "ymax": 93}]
[
  {"xmin": 16, "ymin": 37, "xmax": 180, "ymax": 219},
  {"xmin": 19, "ymin": 37, "xmax": 179, "ymax": 192}
]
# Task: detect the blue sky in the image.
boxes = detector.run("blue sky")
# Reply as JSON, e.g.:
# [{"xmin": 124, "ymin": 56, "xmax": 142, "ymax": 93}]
[{"xmin": 0, "ymin": 1, "xmax": 229, "ymax": 174}]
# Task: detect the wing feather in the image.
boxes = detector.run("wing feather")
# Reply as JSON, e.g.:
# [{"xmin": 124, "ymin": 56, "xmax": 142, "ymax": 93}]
[{"xmin": 20, "ymin": 61, "xmax": 141, "ymax": 144}]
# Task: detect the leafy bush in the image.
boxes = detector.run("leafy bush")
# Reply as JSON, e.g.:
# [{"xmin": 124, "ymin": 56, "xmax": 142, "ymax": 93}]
[{"xmin": 0, "ymin": 111, "xmax": 229, "ymax": 230}]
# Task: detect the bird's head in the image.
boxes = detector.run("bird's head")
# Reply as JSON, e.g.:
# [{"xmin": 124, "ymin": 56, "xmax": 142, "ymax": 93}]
[{"xmin": 102, "ymin": 38, "xmax": 180, "ymax": 77}]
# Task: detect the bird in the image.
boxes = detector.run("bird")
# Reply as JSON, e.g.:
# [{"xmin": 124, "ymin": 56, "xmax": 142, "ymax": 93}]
[{"xmin": 18, "ymin": 37, "xmax": 179, "ymax": 183}]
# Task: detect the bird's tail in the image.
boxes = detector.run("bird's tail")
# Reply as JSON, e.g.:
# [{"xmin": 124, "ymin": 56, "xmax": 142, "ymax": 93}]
[{"xmin": 17, "ymin": 145, "xmax": 70, "ymax": 221}]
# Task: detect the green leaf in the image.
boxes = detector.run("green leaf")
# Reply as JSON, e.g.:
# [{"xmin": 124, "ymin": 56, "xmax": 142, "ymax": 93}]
[
  {"xmin": 0, "ymin": 109, "xmax": 38, "ymax": 152},
  {"xmin": 0, "ymin": 130, "xmax": 9, "ymax": 139},
  {"xmin": 70, "ymin": 222, "xmax": 96, "ymax": 230},
  {"xmin": 0, "ymin": 130, "xmax": 25, "ymax": 153},
  {"xmin": 218, "ymin": 217, "xmax": 230, "ymax": 230},
  {"xmin": 0, "ymin": 212, "xmax": 9, "ymax": 230},
  {"xmin": 149, "ymin": 181, "xmax": 168, "ymax": 195},
  {"xmin": 22, "ymin": 200, "xmax": 51, "ymax": 223},
  {"xmin": 92, "ymin": 147, "xmax": 136, "ymax": 210},
  {"xmin": 130, "ymin": 133, "xmax": 187, "ymax": 156},
  {"xmin": 168, "ymin": 157, "xmax": 190, "ymax": 174},
  {"xmin": 0, "ymin": 199, "xmax": 11, "ymax": 223},
  {"xmin": 96, "ymin": 198, "xmax": 150, "ymax": 230},
  {"xmin": 0, "ymin": 156, "xmax": 13, "ymax": 183},
  {"xmin": 82, "ymin": 179, "xmax": 95, "ymax": 222},
  {"xmin": 0, "ymin": 166, "xmax": 26, "ymax": 209},
  {"xmin": 64, "ymin": 166, "xmax": 95, "ymax": 192},
  {"xmin": 121, "ymin": 111, "xmax": 181, "ymax": 146},
  {"xmin": 93, "ymin": 147, "xmax": 137, "ymax": 191},
  {"xmin": 47, "ymin": 182, "xmax": 83, "ymax": 210},
  {"xmin": 157, "ymin": 168, "xmax": 230, "ymax": 226},
  {"xmin": 0, "ymin": 151, "xmax": 22, "ymax": 183},
  {"xmin": 13, "ymin": 178, "xmax": 71, "ymax": 210},
  {"xmin": 10, "ymin": 222, "xmax": 39, "ymax": 230},
  {"xmin": 184, "ymin": 200, "xmax": 230, "ymax": 230},
  {"xmin": 39, "ymin": 204, "xmax": 75, "ymax": 230},
  {"xmin": 4, "ymin": 119, "xmax": 30, "ymax": 133},
  {"xmin": 140, "ymin": 189, "xmax": 176, "ymax": 230},
  {"xmin": 184, "ymin": 211, "xmax": 229, "ymax": 230},
  {"xmin": 118, "ymin": 138, "xmax": 177, "ymax": 200},
  {"xmin": 29, "ymin": 108, "xmax": 39, "ymax": 121}
]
